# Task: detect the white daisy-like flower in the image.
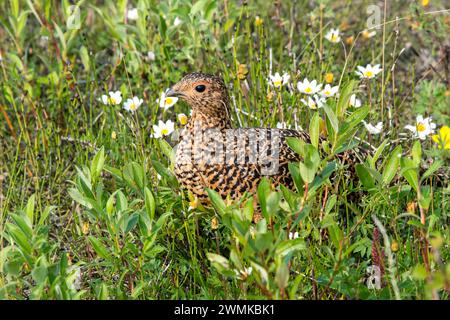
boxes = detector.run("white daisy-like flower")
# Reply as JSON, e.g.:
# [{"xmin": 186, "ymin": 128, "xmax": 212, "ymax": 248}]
[
  {"xmin": 177, "ymin": 113, "xmax": 188, "ymax": 125},
  {"xmin": 356, "ymin": 64, "xmax": 382, "ymax": 79},
  {"xmin": 297, "ymin": 78, "xmax": 322, "ymax": 95},
  {"xmin": 289, "ymin": 231, "xmax": 299, "ymax": 240},
  {"xmin": 269, "ymin": 72, "xmax": 290, "ymax": 88},
  {"xmin": 320, "ymin": 84, "xmax": 339, "ymax": 98},
  {"xmin": 127, "ymin": 8, "xmax": 139, "ymax": 21},
  {"xmin": 147, "ymin": 51, "xmax": 156, "ymax": 61},
  {"xmin": 152, "ymin": 120, "xmax": 175, "ymax": 139},
  {"xmin": 101, "ymin": 91, "xmax": 122, "ymax": 106},
  {"xmin": 325, "ymin": 28, "xmax": 341, "ymax": 43},
  {"xmin": 158, "ymin": 91, "xmax": 179, "ymax": 111},
  {"xmin": 404, "ymin": 115, "xmax": 436, "ymax": 140},
  {"xmin": 362, "ymin": 121, "xmax": 383, "ymax": 135},
  {"xmin": 301, "ymin": 95, "xmax": 325, "ymax": 109},
  {"xmin": 123, "ymin": 96, "xmax": 143, "ymax": 113},
  {"xmin": 349, "ymin": 94, "xmax": 362, "ymax": 108},
  {"xmin": 173, "ymin": 17, "xmax": 182, "ymax": 27}
]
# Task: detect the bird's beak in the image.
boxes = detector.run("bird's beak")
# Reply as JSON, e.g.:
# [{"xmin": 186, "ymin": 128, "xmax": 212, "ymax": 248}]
[{"xmin": 166, "ymin": 87, "xmax": 183, "ymax": 98}]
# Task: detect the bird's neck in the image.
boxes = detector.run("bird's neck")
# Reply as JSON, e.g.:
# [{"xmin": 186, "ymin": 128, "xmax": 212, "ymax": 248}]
[{"xmin": 186, "ymin": 108, "xmax": 232, "ymax": 131}]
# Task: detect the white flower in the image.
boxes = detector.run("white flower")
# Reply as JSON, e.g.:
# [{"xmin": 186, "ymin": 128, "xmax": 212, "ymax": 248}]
[
  {"xmin": 356, "ymin": 64, "xmax": 382, "ymax": 79},
  {"xmin": 173, "ymin": 17, "xmax": 182, "ymax": 27},
  {"xmin": 301, "ymin": 95, "xmax": 325, "ymax": 109},
  {"xmin": 276, "ymin": 122, "xmax": 288, "ymax": 129},
  {"xmin": 123, "ymin": 96, "xmax": 143, "ymax": 113},
  {"xmin": 297, "ymin": 78, "xmax": 322, "ymax": 95},
  {"xmin": 362, "ymin": 29, "xmax": 377, "ymax": 39},
  {"xmin": 269, "ymin": 72, "xmax": 290, "ymax": 88},
  {"xmin": 289, "ymin": 231, "xmax": 299, "ymax": 240},
  {"xmin": 362, "ymin": 121, "xmax": 383, "ymax": 135},
  {"xmin": 127, "ymin": 8, "xmax": 139, "ymax": 21},
  {"xmin": 177, "ymin": 113, "xmax": 188, "ymax": 125},
  {"xmin": 147, "ymin": 51, "xmax": 156, "ymax": 61},
  {"xmin": 320, "ymin": 84, "xmax": 339, "ymax": 98},
  {"xmin": 325, "ymin": 28, "xmax": 341, "ymax": 43},
  {"xmin": 101, "ymin": 91, "xmax": 122, "ymax": 105},
  {"xmin": 349, "ymin": 94, "xmax": 362, "ymax": 108},
  {"xmin": 404, "ymin": 115, "xmax": 436, "ymax": 140},
  {"xmin": 158, "ymin": 91, "xmax": 179, "ymax": 111},
  {"xmin": 152, "ymin": 120, "xmax": 175, "ymax": 139}
]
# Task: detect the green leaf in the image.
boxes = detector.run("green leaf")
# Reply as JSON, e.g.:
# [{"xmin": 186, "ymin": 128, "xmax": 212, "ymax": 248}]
[
  {"xmin": 309, "ymin": 112, "xmax": 320, "ymax": 149},
  {"xmin": 275, "ymin": 263, "xmax": 289, "ymax": 290},
  {"xmin": 144, "ymin": 187, "xmax": 156, "ymax": 221},
  {"xmin": 382, "ymin": 145, "xmax": 402, "ymax": 185},
  {"xmin": 288, "ymin": 162, "xmax": 304, "ymax": 196},
  {"xmin": 25, "ymin": 194, "xmax": 35, "ymax": 224},
  {"xmin": 298, "ymin": 145, "xmax": 320, "ymax": 183},
  {"xmin": 370, "ymin": 139, "xmax": 388, "ymax": 169},
  {"xmin": 257, "ymin": 178, "xmax": 271, "ymax": 220},
  {"xmin": 322, "ymin": 103, "xmax": 339, "ymax": 137},
  {"xmin": 411, "ymin": 141, "xmax": 422, "ymax": 167},
  {"xmin": 421, "ymin": 160, "xmax": 443, "ymax": 182},
  {"xmin": 356, "ymin": 164, "xmax": 376, "ymax": 190},
  {"xmin": 286, "ymin": 137, "xmax": 305, "ymax": 157},
  {"xmin": 206, "ymin": 189, "xmax": 226, "ymax": 215},
  {"xmin": 336, "ymin": 80, "xmax": 357, "ymax": 118},
  {"xmin": 90, "ymin": 147, "xmax": 105, "ymax": 183},
  {"xmin": 400, "ymin": 158, "xmax": 419, "ymax": 192},
  {"xmin": 88, "ymin": 236, "xmax": 111, "ymax": 260},
  {"xmin": 276, "ymin": 238, "xmax": 306, "ymax": 257}
]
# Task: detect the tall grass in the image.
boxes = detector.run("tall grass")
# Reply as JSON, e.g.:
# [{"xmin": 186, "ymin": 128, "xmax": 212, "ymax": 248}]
[{"xmin": 0, "ymin": 0, "xmax": 448, "ymax": 299}]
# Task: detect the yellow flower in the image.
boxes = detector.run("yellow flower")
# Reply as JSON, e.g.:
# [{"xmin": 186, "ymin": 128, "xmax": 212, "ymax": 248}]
[
  {"xmin": 391, "ymin": 241, "xmax": 399, "ymax": 252},
  {"xmin": 211, "ymin": 217, "xmax": 219, "ymax": 230},
  {"xmin": 406, "ymin": 201, "xmax": 416, "ymax": 213},
  {"xmin": 432, "ymin": 125, "xmax": 450, "ymax": 150},
  {"xmin": 111, "ymin": 131, "xmax": 117, "ymax": 140},
  {"xmin": 177, "ymin": 113, "xmax": 188, "ymax": 125},
  {"xmin": 82, "ymin": 221, "xmax": 89, "ymax": 235},
  {"xmin": 421, "ymin": 0, "xmax": 429, "ymax": 7},
  {"xmin": 345, "ymin": 36, "xmax": 354, "ymax": 46},
  {"xmin": 255, "ymin": 16, "xmax": 263, "ymax": 27},
  {"xmin": 324, "ymin": 73, "xmax": 334, "ymax": 83},
  {"xmin": 362, "ymin": 30, "xmax": 376, "ymax": 40},
  {"xmin": 237, "ymin": 63, "xmax": 249, "ymax": 80},
  {"xmin": 188, "ymin": 198, "xmax": 199, "ymax": 211}
]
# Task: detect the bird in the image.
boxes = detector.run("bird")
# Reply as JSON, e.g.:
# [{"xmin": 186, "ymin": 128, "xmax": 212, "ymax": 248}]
[{"xmin": 166, "ymin": 72, "xmax": 364, "ymax": 216}]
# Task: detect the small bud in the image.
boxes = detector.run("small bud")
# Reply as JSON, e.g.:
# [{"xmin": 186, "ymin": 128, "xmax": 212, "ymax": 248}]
[{"xmin": 324, "ymin": 73, "xmax": 334, "ymax": 83}]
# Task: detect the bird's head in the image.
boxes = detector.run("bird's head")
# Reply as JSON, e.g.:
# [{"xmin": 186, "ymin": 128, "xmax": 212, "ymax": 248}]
[{"xmin": 166, "ymin": 73, "xmax": 229, "ymax": 116}]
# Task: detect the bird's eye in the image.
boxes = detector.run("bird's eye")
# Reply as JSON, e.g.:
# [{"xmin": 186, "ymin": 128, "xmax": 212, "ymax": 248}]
[{"xmin": 195, "ymin": 85, "xmax": 206, "ymax": 93}]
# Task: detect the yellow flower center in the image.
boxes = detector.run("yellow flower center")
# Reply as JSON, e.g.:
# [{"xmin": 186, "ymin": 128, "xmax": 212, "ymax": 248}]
[
  {"xmin": 165, "ymin": 97, "xmax": 173, "ymax": 105},
  {"xmin": 364, "ymin": 71, "xmax": 373, "ymax": 78},
  {"xmin": 331, "ymin": 34, "xmax": 338, "ymax": 42},
  {"xmin": 178, "ymin": 115, "xmax": 188, "ymax": 125},
  {"xmin": 161, "ymin": 128, "xmax": 169, "ymax": 136},
  {"xmin": 324, "ymin": 91, "xmax": 330, "ymax": 96},
  {"xmin": 129, "ymin": 103, "xmax": 137, "ymax": 111},
  {"xmin": 416, "ymin": 123, "xmax": 426, "ymax": 132},
  {"xmin": 274, "ymin": 80, "xmax": 281, "ymax": 87},
  {"xmin": 305, "ymin": 87, "xmax": 312, "ymax": 93},
  {"xmin": 108, "ymin": 97, "xmax": 116, "ymax": 105}
]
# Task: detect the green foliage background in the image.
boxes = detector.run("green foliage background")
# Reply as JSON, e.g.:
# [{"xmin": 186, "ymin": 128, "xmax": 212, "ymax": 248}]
[{"xmin": 0, "ymin": 0, "xmax": 449, "ymax": 299}]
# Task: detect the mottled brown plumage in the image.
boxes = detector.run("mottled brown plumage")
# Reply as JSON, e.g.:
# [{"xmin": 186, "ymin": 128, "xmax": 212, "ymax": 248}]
[{"xmin": 167, "ymin": 73, "xmax": 356, "ymax": 209}]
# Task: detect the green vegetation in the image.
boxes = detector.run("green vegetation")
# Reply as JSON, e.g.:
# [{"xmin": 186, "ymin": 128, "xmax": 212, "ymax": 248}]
[{"xmin": 0, "ymin": 0, "xmax": 449, "ymax": 300}]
